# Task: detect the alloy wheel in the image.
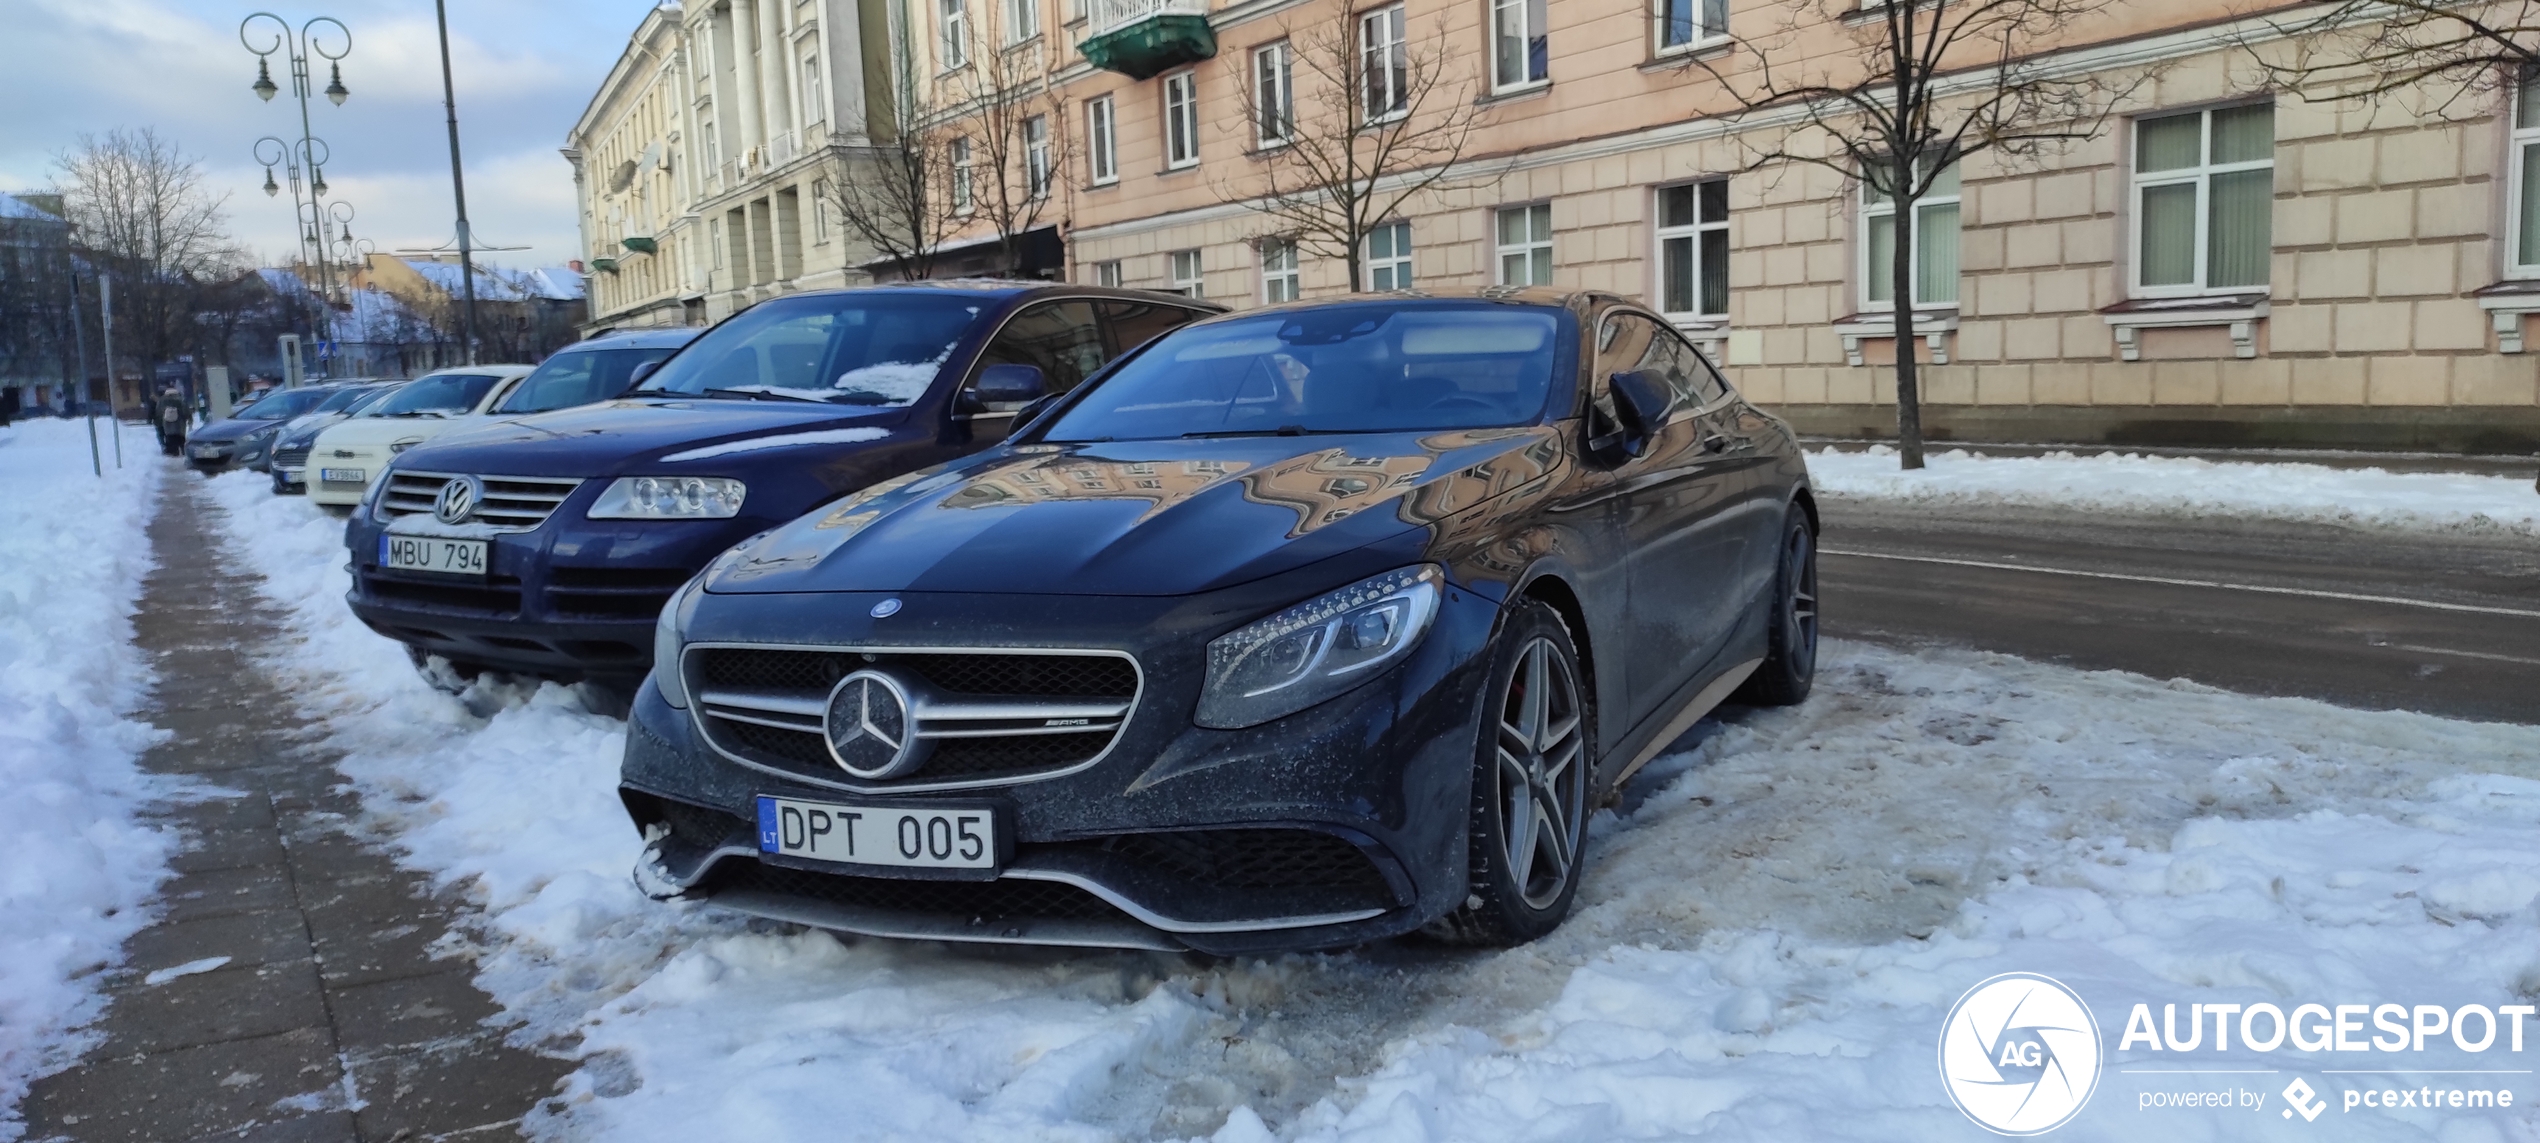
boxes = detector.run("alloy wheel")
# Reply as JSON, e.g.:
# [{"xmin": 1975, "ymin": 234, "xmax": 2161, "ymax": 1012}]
[
  {"xmin": 1786, "ymin": 525, "xmax": 1818, "ymax": 679},
  {"xmin": 1494, "ymin": 636, "xmax": 1586, "ymax": 910}
]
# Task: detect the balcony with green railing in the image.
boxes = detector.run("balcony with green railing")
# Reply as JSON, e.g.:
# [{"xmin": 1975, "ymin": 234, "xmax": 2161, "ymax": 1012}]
[{"xmin": 1080, "ymin": 0, "xmax": 1214, "ymax": 80}]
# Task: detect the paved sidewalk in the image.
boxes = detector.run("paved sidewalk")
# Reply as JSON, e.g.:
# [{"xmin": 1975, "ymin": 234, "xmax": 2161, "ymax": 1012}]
[{"xmin": 23, "ymin": 478, "xmax": 568, "ymax": 1143}]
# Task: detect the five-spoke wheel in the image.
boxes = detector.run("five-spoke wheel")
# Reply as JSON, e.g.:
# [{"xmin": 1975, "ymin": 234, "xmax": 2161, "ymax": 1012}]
[{"xmin": 1431, "ymin": 599, "xmax": 1594, "ymax": 946}]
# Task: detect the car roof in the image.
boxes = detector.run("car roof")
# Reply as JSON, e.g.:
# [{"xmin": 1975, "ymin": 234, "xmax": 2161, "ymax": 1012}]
[
  {"xmin": 774, "ymin": 279, "xmax": 1228, "ymax": 309},
  {"xmin": 566, "ymin": 327, "xmax": 701, "ymax": 351},
  {"xmin": 412, "ymin": 364, "xmax": 536, "ymax": 379}
]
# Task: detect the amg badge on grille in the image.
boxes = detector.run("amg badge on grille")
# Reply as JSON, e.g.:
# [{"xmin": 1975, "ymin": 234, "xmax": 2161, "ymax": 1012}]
[{"xmin": 822, "ymin": 669, "xmax": 930, "ymax": 779}]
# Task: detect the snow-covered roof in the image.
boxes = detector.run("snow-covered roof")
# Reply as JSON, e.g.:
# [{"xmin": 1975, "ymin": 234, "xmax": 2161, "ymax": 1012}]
[
  {"xmin": 517, "ymin": 266, "xmax": 587, "ymax": 301},
  {"xmin": 399, "ymin": 258, "xmax": 530, "ymax": 302},
  {"xmin": 0, "ymin": 193, "xmax": 63, "ymax": 223}
]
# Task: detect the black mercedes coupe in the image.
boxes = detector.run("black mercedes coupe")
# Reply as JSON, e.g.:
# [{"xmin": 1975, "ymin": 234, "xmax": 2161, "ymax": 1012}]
[{"xmin": 619, "ymin": 288, "xmax": 1819, "ymax": 954}]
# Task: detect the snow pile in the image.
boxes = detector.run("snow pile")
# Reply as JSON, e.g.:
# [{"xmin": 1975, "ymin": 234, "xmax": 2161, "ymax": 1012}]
[
  {"xmin": 1811, "ymin": 446, "xmax": 2540, "ymax": 533},
  {"xmin": 0, "ymin": 421, "xmax": 168, "ymax": 1139},
  {"xmin": 204, "ymin": 468, "xmax": 2540, "ymax": 1142}
]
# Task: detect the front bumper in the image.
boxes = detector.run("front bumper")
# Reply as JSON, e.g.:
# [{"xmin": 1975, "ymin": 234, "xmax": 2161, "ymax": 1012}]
[
  {"xmin": 187, "ymin": 438, "xmax": 269, "ymax": 472},
  {"xmin": 617, "ymin": 579, "xmax": 1503, "ymax": 955}
]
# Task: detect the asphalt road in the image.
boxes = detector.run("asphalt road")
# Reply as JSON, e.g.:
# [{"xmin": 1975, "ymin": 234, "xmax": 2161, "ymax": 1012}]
[{"xmin": 1817, "ymin": 496, "xmax": 2540, "ymax": 725}]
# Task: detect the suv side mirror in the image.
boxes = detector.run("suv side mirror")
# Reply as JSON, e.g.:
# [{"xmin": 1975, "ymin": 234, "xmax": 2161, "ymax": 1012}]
[
  {"xmin": 626, "ymin": 359, "xmax": 663, "ymax": 390},
  {"xmin": 969, "ymin": 363, "xmax": 1048, "ymax": 411},
  {"xmin": 1589, "ymin": 369, "xmax": 1668, "ymax": 462}
]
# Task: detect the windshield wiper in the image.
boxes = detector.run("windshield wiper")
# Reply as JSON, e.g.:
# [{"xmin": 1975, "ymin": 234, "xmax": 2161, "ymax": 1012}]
[
  {"xmin": 385, "ymin": 410, "xmax": 453, "ymax": 418},
  {"xmin": 702, "ymin": 387, "xmax": 823, "ymax": 403},
  {"xmin": 1182, "ymin": 424, "xmax": 1313, "ymax": 439}
]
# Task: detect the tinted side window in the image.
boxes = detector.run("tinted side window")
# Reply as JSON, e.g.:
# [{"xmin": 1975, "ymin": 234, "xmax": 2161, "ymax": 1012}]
[
  {"xmin": 975, "ymin": 301, "xmax": 1106, "ymax": 399},
  {"xmin": 1100, "ymin": 300, "xmax": 1204, "ymax": 357},
  {"xmin": 1646, "ymin": 327, "xmax": 1729, "ymax": 409}
]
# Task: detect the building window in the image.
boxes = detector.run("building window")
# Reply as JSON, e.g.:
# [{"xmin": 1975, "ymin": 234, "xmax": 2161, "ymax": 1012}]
[
  {"xmin": 940, "ymin": 0, "xmax": 969, "ymax": 68},
  {"xmin": 951, "ymin": 136, "xmax": 974, "ymax": 210},
  {"xmin": 1861, "ymin": 156, "xmax": 1959, "ymax": 308},
  {"xmin": 2132, "ymin": 103, "xmax": 2273, "ymax": 295},
  {"xmin": 1087, "ymin": 95, "xmax": 1117, "ymax": 184},
  {"xmin": 1163, "ymin": 71, "xmax": 1199, "ymax": 169},
  {"xmin": 699, "ymin": 111, "xmax": 720, "ymax": 171},
  {"xmin": 812, "ymin": 178, "xmax": 832, "ymax": 241},
  {"xmin": 800, "ymin": 50, "xmax": 824, "ymax": 126},
  {"xmin": 1261, "ymin": 239, "xmax": 1301, "ymax": 302},
  {"xmin": 2517, "ymin": 75, "xmax": 2540, "ymax": 274},
  {"xmin": 1171, "ymin": 249, "xmax": 1204, "ymax": 297},
  {"xmin": 1025, "ymin": 116, "xmax": 1052, "ymax": 199},
  {"xmin": 1491, "ymin": 0, "xmax": 1547, "ymax": 91},
  {"xmin": 1656, "ymin": 179, "xmax": 1728, "ymax": 319},
  {"xmin": 1095, "ymin": 259, "xmax": 1123, "ymax": 288},
  {"xmin": 1657, "ymin": 0, "xmax": 1726, "ymax": 51},
  {"xmin": 1366, "ymin": 221, "xmax": 1412, "ymax": 290},
  {"xmin": 1255, "ymin": 42, "xmax": 1294, "ymax": 146},
  {"xmin": 710, "ymin": 217, "xmax": 725, "ymax": 267},
  {"xmin": 1361, "ymin": 5, "xmax": 1408, "ymax": 122},
  {"xmin": 1495, "ymin": 204, "xmax": 1553, "ymax": 286},
  {"xmin": 1006, "ymin": 0, "xmax": 1038, "ymax": 42}
]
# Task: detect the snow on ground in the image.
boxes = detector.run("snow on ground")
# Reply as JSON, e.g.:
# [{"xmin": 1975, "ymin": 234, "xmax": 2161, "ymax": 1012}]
[
  {"xmin": 0, "ymin": 420, "xmax": 168, "ymax": 1141},
  {"xmin": 204, "ymin": 471, "xmax": 2540, "ymax": 1142},
  {"xmin": 1812, "ymin": 445, "xmax": 2540, "ymax": 534}
]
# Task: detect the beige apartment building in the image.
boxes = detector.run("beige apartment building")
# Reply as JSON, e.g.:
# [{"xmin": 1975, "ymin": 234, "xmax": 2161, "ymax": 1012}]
[{"xmin": 573, "ymin": 0, "xmax": 2540, "ymax": 451}]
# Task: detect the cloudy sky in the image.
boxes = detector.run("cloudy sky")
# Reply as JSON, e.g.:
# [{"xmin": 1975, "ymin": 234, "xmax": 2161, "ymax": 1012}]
[{"xmin": 2, "ymin": 0, "xmax": 662, "ymax": 271}]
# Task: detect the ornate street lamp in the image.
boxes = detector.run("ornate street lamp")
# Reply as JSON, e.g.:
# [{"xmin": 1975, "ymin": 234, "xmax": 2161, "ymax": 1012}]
[{"xmin": 241, "ymin": 12, "xmax": 351, "ymax": 304}]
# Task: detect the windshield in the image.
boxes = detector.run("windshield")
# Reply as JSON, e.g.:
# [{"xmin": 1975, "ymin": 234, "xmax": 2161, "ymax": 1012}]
[
  {"xmin": 500, "ymin": 346, "xmax": 682, "ymax": 414},
  {"xmin": 309, "ymin": 386, "xmax": 370, "ymax": 415},
  {"xmin": 1043, "ymin": 303, "xmax": 1564, "ymax": 442},
  {"xmin": 635, "ymin": 293, "xmax": 985, "ymax": 405},
  {"xmin": 368, "ymin": 373, "xmax": 500, "ymax": 418},
  {"xmin": 240, "ymin": 388, "xmax": 330, "ymax": 421}
]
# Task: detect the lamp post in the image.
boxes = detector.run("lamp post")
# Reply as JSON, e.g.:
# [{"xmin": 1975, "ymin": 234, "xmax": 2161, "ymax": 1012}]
[
  {"xmin": 433, "ymin": 0, "xmax": 479, "ymax": 364},
  {"xmin": 240, "ymin": 12, "xmax": 351, "ymax": 308},
  {"xmin": 253, "ymin": 133, "xmax": 332, "ymax": 368}
]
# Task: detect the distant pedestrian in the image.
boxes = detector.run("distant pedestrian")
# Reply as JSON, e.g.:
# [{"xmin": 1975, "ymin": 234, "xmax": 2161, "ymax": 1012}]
[
  {"xmin": 0, "ymin": 387, "xmax": 18, "ymax": 428},
  {"xmin": 155, "ymin": 385, "xmax": 187, "ymax": 456}
]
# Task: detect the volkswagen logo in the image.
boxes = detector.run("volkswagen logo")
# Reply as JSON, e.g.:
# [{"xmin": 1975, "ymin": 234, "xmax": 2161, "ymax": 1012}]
[
  {"xmin": 434, "ymin": 475, "xmax": 484, "ymax": 525},
  {"xmin": 1938, "ymin": 972, "xmax": 2102, "ymax": 1135},
  {"xmin": 822, "ymin": 669, "xmax": 930, "ymax": 779}
]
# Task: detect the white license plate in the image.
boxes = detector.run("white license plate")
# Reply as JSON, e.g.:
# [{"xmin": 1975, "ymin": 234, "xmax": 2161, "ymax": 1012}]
[
  {"xmin": 378, "ymin": 534, "xmax": 488, "ymax": 577},
  {"xmin": 320, "ymin": 467, "xmax": 365, "ymax": 482},
  {"xmin": 756, "ymin": 796, "xmax": 997, "ymax": 870},
  {"xmin": 191, "ymin": 445, "xmax": 222, "ymax": 458}
]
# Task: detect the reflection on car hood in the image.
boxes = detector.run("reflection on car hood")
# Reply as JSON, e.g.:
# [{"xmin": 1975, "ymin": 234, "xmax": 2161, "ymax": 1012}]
[
  {"xmin": 710, "ymin": 427, "xmax": 1566, "ymax": 597},
  {"xmin": 402, "ymin": 398, "xmax": 907, "ymax": 477},
  {"xmin": 316, "ymin": 414, "xmax": 503, "ymax": 452}
]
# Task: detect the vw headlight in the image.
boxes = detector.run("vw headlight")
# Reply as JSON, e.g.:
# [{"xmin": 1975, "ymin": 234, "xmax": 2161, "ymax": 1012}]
[
  {"xmin": 1196, "ymin": 564, "xmax": 1444, "ymax": 729},
  {"xmin": 590, "ymin": 476, "xmax": 748, "ymax": 520},
  {"xmin": 653, "ymin": 576, "xmax": 707, "ymax": 708}
]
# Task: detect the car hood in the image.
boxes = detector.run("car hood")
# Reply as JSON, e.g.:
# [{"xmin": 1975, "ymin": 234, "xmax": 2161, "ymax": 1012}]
[
  {"xmin": 710, "ymin": 426, "xmax": 1567, "ymax": 597},
  {"xmin": 403, "ymin": 398, "xmax": 910, "ymax": 478},
  {"xmin": 278, "ymin": 413, "xmax": 347, "ymax": 448},
  {"xmin": 190, "ymin": 418, "xmax": 284, "ymax": 444},
  {"xmin": 318, "ymin": 413, "xmax": 506, "ymax": 451}
]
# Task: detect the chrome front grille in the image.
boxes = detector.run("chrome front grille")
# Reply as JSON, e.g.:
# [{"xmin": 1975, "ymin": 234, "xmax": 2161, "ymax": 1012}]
[
  {"xmin": 273, "ymin": 444, "xmax": 311, "ymax": 469},
  {"xmin": 685, "ymin": 645, "xmax": 1141, "ymax": 792},
  {"xmin": 378, "ymin": 470, "xmax": 583, "ymax": 530}
]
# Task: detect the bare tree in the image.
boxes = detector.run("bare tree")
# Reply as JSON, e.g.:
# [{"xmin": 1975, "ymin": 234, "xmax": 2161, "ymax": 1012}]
[
  {"xmin": 823, "ymin": 46, "xmax": 960, "ymax": 280},
  {"xmin": 55, "ymin": 128, "xmax": 240, "ymax": 386},
  {"xmin": 938, "ymin": 3, "xmax": 1071, "ymax": 276},
  {"xmin": 1221, "ymin": 2, "xmax": 1484, "ymax": 291},
  {"xmin": 1690, "ymin": 0, "xmax": 2149, "ymax": 469},
  {"xmin": 2240, "ymin": 0, "xmax": 2539, "ymax": 112}
]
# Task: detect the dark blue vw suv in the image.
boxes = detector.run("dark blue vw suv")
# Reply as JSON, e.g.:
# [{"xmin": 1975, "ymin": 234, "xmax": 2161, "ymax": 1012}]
[{"xmin": 344, "ymin": 282, "xmax": 1218, "ymax": 684}]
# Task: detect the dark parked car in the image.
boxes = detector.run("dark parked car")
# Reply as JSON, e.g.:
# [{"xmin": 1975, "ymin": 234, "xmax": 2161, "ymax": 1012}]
[
  {"xmin": 271, "ymin": 381, "xmax": 405, "ymax": 492},
  {"xmin": 490, "ymin": 327, "xmax": 700, "ymax": 417},
  {"xmin": 618, "ymin": 288, "xmax": 1819, "ymax": 955},
  {"xmin": 184, "ymin": 385, "xmax": 341, "ymax": 473},
  {"xmin": 344, "ymin": 282, "xmax": 1218, "ymax": 685}
]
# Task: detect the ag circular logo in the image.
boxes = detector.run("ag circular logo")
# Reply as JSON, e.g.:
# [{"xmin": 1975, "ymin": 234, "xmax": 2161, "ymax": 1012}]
[
  {"xmin": 434, "ymin": 474, "xmax": 483, "ymax": 525},
  {"xmin": 1938, "ymin": 972, "xmax": 2103, "ymax": 1136},
  {"xmin": 822, "ymin": 669, "xmax": 929, "ymax": 779}
]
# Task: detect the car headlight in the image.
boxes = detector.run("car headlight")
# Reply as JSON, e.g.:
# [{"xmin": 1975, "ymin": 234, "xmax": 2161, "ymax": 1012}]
[
  {"xmin": 589, "ymin": 476, "xmax": 748, "ymax": 520},
  {"xmin": 1196, "ymin": 564, "xmax": 1445, "ymax": 730},
  {"xmin": 389, "ymin": 438, "xmax": 424, "ymax": 454},
  {"xmin": 653, "ymin": 575, "xmax": 707, "ymax": 708}
]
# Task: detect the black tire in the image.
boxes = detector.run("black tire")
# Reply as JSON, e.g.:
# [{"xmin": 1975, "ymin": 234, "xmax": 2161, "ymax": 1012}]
[
  {"xmin": 1427, "ymin": 599, "xmax": 1595, "ymax": 947},
  {"xmin": 1731, "ymin": 510, "xmax": 1819, "ymax": 707}
]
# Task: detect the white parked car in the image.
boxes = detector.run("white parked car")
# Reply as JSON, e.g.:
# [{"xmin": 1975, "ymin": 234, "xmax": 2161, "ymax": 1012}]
[{"xmin": 307, "ymin": 365, "xmax": 535, "ymax": 508}]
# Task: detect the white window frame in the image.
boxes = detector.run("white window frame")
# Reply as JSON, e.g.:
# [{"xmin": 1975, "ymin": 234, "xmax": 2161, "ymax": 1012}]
[
  {"xmin": 812, "ymin": 178, "xmax": 832, "ymax": 242},
  {"xmin": 1024, "ymin": 115, "xmax": 1051, "ymax": 200},
  {"xmin": 940, "ymin": 0, "xmax": 970, "ymax": 69},
  {"xmin": 1260, "ymin": 239, "xmax": 1301, "ymax": 302},
  {"xmin": 1859, "ymin": 156, "xmax": 1960, "ymax": 310},
  {"xmin": 2129, "ymin": 104, "xmax": 2275, "ymax": 299},
  {"xmin": 1360, "ymin": 5, "xmax": 1408, "ymax": 123},
  {"xmin": 1490, "ymin": 0, "xmax": 1548, "ymax": 93},
  {"xmin": 1005, "ymin": 0, "xmax": 1039, "ymax": 43},
  {"xmin": 1087, "ymin": 95, "xmax": 1118, "ymax": 185},
  {"xmin": 1654, "ymin": 0, "xmax": 1727, "ymax": 55},
  {"xmin": 1365, "ymin": 220, "xmax": 1413, "ymax": 291},
  {"xmin": 1095, "ymin": 259, "xmax": 1123, "ymax": 288},
  {"xmin": 1655, "ymin": 178, "xmax": 1729, "ymax": 322},
  {"xmin": 1170, "ymin": 248, "xmax": 1204, "ymax": 297},
  {"xmin": 2508, "ymin": 76, "xmax": 2540, "ymax": 278},
  {"xmin": 1254, "ymin": 42, "xmax": 1295, "ymax": 147},
  {"xmin": 1163, "ymin": 70, "xmax": 1200, "ymax": 169},
  {"xmin": 798, "ymin": 48, "xmax": 825, "ymax": 128},
  {"xmin": 951, "ymin": 136, "xmax": 974, "ymax": 211},
  {"xmin": 1495, "ymin": 203, "xmax": 1553, "ymax": 286}
]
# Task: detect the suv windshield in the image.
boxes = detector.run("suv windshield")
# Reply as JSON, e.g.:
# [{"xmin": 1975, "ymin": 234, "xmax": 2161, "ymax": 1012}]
[
  {"xmin": 499, "ymin": 345, "xmax": 683, "ymax": 414},
  {"xmin": 240, "ymin": 388, "xmax": 330, "ymax": 420},
  {"xmin": 1043, "ymin": 303, "xmax": 1563, "ymax": 442},
  {"xmin": 368, "ymin": 373, "xmax": 500, "ymax": 418},
  {"xmin": 636, "ymin": 293, "xmax": 985, "ymax": 405}
]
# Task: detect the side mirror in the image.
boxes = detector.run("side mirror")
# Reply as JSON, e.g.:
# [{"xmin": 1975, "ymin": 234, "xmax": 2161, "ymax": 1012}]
[
  {"xmin": 1589, "ymin": 369, "xmax": 1668, "ymax": 462},
  {"xmin": 626, "ymin": 359, "xmax": 664, "ymax": 390},
  {"xmin": 970, "ymin": 363, "xmax": 1048, "ymax": 411}
]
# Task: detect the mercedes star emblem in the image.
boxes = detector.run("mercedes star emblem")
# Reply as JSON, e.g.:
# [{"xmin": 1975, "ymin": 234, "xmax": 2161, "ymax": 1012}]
[{"xmin": 822, "ymin": 669, "xmax": 930, "ymax": 779}]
